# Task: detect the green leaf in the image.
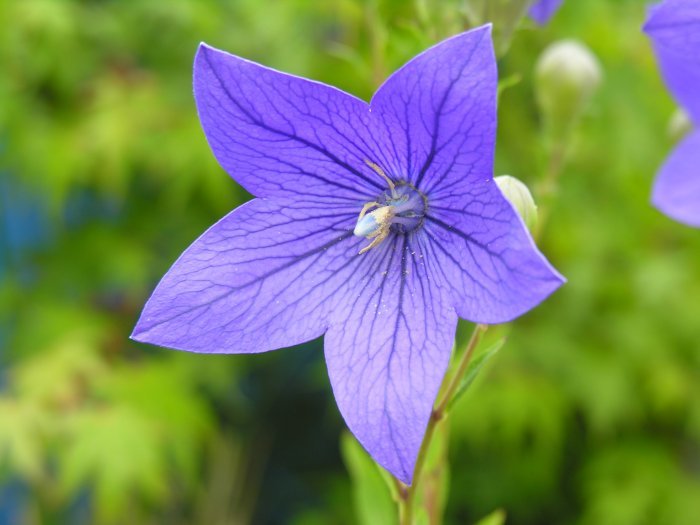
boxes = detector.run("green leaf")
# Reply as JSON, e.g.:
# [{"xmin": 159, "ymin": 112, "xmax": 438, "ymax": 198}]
[
  {"xmin": 97, "ymin": 359, "xmax": 215, "ymax": 491},
  {"xmin": 448, "ymin": 338, "xmax": 506, "ymax": 411},
  {"xmin": 341, "ymin": 432, "xmax": 398, "ymax": 525},
  {"xmin": 15, "ymin": 333, "xmax": 106, "ymax": 406},
  {"xmin": 0, "ymin": 400, "xmax": 47, "ymax": 481},
  {"xmin": 498, "ymin": 73, "xmax": 523, "ymax": 101},
  {"xmin": 57, "ymin": 407, "xmax": 168, "ymax": 523},
  {"xmin": 474, "ymin": 509, "xmax": 507, "ymax": 525}
]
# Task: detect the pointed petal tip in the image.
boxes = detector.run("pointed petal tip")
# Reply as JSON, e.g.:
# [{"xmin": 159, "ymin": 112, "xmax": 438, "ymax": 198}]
[
  {"xmin": 545, "ymin": 263, "xmax": 567, "ymax": 291},
  {"xmin": 196, "ymin": 41, "xmax": 217, "ymax": 53},
  {"xmin": 395, "ymin": 469, "xmax": 413, "ymax": 486},
  {"xmin": 642, "ymin": 8, "xmax": 660, "ymax": 34},
  {"xmin": 354, "ymin": 438, "xmax": 414, "ymax": 484},
  {"xmin": 194, "ymin": 42, "xmax": 231, "ymax": 74},
  {"xmin": 550, "ymin": 259, "xmax": 567, "ymax": 284},
  {"xmin": 471, "ymin": 23, "xmax": 493, "ymax": 44},
  {"xmin": 129, "ymin": 320, "xmax": 150, "ymax": 344},
  {"xmin": 129, "ymin": 313, "xmax": 167, "ymax": 348},
  {"xmin": 421, "ymin": 23, "xmax": 492, "ymax": 54},
  {"xmin": 193, "ymin": 43, "xmax": 212, "ymax": 80},
  {"xmin": 548, "ymin": 270, "xmax": 567, "ymax": 288},
  {"xmin": 195, "ymin": 42, "xmax": 209, "ymax": 58},
  {"xmin": 367, "ymin": 444, "xmax": 415, "ymax": 485},
  {"xmin": 462, "ymin": 22, "xmax": 492, "ymax": 42},
  {"xmin": 194, "ymin": 42, "xmax": 218, "ymax": 68},
  {"xmin": 472, "ymin": 260, "xmax": 566, "ymax": 325},
  {"xmin": 129, "ymin": 318, "xmax": 211, "ymax": 354}
]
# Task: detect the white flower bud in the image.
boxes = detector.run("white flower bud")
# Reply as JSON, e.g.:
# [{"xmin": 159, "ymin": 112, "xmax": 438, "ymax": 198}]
[
  {"xmin": 668, "ymin": 108, "xmax": 693, "ymax": 142},
  {"xmin": 495, "ymin": 175, "xmax": 538, "ymax": 231},
  {"xmin": 535, "ymin": 40, "xmax": 602, "ymax": 129}
]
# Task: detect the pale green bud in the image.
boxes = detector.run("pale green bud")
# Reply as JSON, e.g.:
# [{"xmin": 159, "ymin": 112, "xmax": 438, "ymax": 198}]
[
  {"xmin": 668, "ymin": 108, "xmax": 693, "ymax": 142},
  {"xmin": 495, "ymin": 175, "xmax": 538, "ymax": 231},
  {"xmin": 535, "ymin": 40, "xmax": 602, "ymax": 131}
]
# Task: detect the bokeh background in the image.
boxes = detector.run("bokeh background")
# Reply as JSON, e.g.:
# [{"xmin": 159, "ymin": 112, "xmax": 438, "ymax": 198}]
[{"xmin": 1, "ymin": 0, "xmax": 699, "ymax": 523}]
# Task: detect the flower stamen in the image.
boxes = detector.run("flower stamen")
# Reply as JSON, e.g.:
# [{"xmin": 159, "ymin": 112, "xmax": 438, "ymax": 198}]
[
  {"xmin": 354, "ymin": 205, "xmax": 396, "ymax": 254},
  {"xmin": 365, "ymin": 159, "xmax": 398, "ymax": 198},
  {"xmin": 354, "ymin": 161, "xmax": 427, "ymax": 254}
]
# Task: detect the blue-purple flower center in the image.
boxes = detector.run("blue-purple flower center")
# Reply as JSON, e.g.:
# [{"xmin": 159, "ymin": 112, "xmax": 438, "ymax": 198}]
[
  {"xmin": 353, "ymin": 181, "xmax": 426, "ymax": 254},
  {"xmin": 382, "ymin": 183, "xmax": 426, "ymax": 233}
]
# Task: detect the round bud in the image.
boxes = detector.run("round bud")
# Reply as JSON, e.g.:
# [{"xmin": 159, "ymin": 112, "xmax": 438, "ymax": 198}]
[
  {"xmin": 535, "ymin": 40, "xmax": 602, "ymax": 130},
  {"xmin": 495, "ymin": 175, "xmax": 538, "ymax": 231}
]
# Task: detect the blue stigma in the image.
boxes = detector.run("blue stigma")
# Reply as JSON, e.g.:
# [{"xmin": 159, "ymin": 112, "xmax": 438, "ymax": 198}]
[{"xmin": 354, "ymin": 214, "xmax": 380, "ymax": 237}]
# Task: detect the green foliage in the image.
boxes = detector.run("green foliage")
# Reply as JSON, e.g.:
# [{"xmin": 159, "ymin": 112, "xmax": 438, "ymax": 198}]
[
  {"xmin": 341, "ymin": 432, "xmax": 397, "ymax": 525},
  {"xmin": 474, "ymin": 509, "xmax": 507, "ymax": 525},
  {"xmin": 0, "ymin": 327, "xmax": 216, "ymax": 523},
  {"xmin": 0, "ymin": 399, "xmax": 45, "ymax": 481},
  {"xmin": 448, "ymin": 338, "xmax": 506, "ymax": 411},
  {"xmin": 59, "ymin": 407, "xmax": 168, "ymax": 520},
  {"xmin": 413, "ymin": 420, "xmax": 451, "ymax": 525}
]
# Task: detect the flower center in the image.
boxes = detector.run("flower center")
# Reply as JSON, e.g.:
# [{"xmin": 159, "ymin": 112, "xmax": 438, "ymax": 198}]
[{"xmin": 353, "ymin": 162, "xmax": 426, "ymax": 254}]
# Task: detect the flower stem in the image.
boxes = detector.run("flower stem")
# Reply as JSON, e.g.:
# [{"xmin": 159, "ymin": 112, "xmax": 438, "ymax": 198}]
[
  {"xmin": 365, "ymin": 0, "xmax": 387, "ymax": 88},
  {"xmin": 534, "ymin": 138, "xmax": 567, "ymax": 240},
  {"xmin": 397, "ymin": 323, "xmax": 487, "ymax": 524}
]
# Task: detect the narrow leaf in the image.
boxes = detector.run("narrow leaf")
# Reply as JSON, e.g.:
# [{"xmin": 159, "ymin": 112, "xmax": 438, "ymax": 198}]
[
  {"xmin": 497, "ymin": 73, "xmax": 522, "ymax": 101},
  {"xmin": 448, "ymin": 338, "xmax": 506, "ymax": 411},
  {"xmin": 341, "ymin": 432, "xmax": 398, "ymax": 525},
  {"xmin": 474, "ymin": 509, "xmax": 507, "ymax": 525}
]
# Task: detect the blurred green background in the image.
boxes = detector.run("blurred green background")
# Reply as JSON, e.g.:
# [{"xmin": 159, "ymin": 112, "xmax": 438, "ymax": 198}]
[{"xmin": 1, "ymin": 0, "xmax": 699, "ymax": 523}]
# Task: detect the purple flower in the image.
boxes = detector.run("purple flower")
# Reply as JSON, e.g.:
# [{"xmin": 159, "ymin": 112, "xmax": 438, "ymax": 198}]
[
  {"xmin": 644, "ymin": 0, "xmax": 700, "ymax": 227},
  {"xmin": 132, "ymin": 25, "xmax": 564, "ymax": 483},
  {"xmin": 529, "ymin": 0, "xmax": 564, "ymax": 25}
]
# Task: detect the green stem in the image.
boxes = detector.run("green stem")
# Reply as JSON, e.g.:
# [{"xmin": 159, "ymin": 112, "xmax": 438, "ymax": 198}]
[
  {"xmin": 397, "ymin": 324, "xmax": 487, "ymax": 525},
  {"xmin": 534, "ymin": 137, "xmax": 568, "ymax": 240},
  {"xmin": 365, "ymin": 0, "xmax": 386, "ymax": 88}
]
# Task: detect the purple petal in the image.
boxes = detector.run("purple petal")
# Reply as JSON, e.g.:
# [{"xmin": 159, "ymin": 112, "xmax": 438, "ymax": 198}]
[
  {"xmin": 368, "ymin": 26, "xmax": 497, "ymax": 195},
  {"xmin": 424, "ymin": 183, "xmax": 565, "ymax": 324},
  {"xmin": 132, "ymin": 197, "xmax": 365, "ymax": 352},
  {"xmin": 529, "ymin": 0, "xmax": 564, "ymax": 26},
  {"xmin": 194, "ymin": 44, "xmax": 392, "ymax": 203},
  {"xmin": 652, "ymin": 130, "xmax": 700, "ymax": 227},
  {"xmin": 644, "ymin": 0, "xmax": 700, "ymax": 123},
  {"xmin": 324, "ymin": 235, "xmax": 457, "ymax": 483}
]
